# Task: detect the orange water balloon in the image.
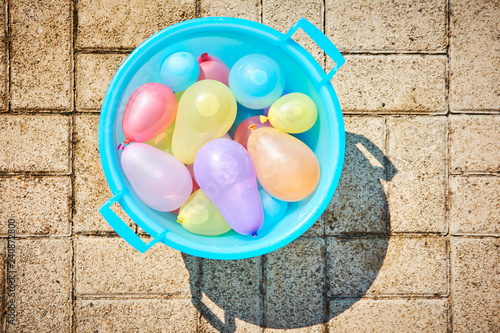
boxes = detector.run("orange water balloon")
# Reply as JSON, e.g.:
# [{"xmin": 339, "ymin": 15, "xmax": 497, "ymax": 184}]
[{"xmin": 247, "ymin": 127, "xmax": 320, "ymax": 202}]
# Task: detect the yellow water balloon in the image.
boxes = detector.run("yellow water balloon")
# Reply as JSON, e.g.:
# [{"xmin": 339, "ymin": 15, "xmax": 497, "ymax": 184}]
[
  {"xmin": 145, "ymin": 120, "xmax": 175, "ymax": 154},
  {"xmin": 262, "ymin": 93, "xmax": 317, "ymax": 133},
  {"xmin": 177, "ymin": 189, "xmax": 232, "ymax": 236},
  {"xmin": 247, "ymin": 127, "xmax": 320, "ymax": 202},
  {"xmin": 172, "ymin": 80, "xmax": 237, "ymax": 164}
]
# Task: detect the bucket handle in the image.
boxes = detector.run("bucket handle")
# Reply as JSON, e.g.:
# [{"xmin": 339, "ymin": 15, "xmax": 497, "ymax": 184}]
[
  {"xmin": 277, "ymin": 17, "xmax": 345, "ymax": 84},
  {"xmin": 99, "ymin": 191, "xmax": 167, "ymax": 253}
]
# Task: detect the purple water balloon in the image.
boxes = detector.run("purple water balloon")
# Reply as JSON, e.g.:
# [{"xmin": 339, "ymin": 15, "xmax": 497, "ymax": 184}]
[
  {"xmin": 121, "ymin": 143, "xmax": 193, "ymax": 212},
  {"xmin": 194, "ymin": 138, "xmax": 264, "ymax": 236}
]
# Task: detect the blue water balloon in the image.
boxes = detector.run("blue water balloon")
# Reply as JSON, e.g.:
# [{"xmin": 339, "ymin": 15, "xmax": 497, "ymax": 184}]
[
  {"xmin": 259, "ymin": 188, "xmax": 288, "ymax": 226},
  {"xmin": 160, "ymin": 52, "xmax": 200, "ymax": 92},
  {"xmin": 229, "ymin": 54, "xmax": 285, "ymax": 109}
]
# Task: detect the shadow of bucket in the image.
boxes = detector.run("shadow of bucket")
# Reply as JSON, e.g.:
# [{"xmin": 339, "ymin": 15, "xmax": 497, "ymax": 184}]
[{"xmin": 182, "ymin": 132, "xmax": 397, "ymax": 331}]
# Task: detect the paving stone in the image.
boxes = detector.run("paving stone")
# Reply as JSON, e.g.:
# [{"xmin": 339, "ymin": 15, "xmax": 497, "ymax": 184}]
[
  {"xmin": 329, "ymin": 299, "xmax": 447, "ymax": 332},
  {"xmin": 74, "ymin": 115, "xmax": 133, "ymax": 233},
  {"xmin": 327, "ymin": 237, "xmax": 386, "ymax": 296},
  {"xmin": 329, "ymin": 55, "xmax": 447, "ymax": 113},
  {"xmin": 76, "ymin": 53, "xmax": 128, "ymax": 111},
  {"xmin": 73, "ymin": 115, "xmax": 111, "ymax": 232},
  {"xmin": 263, "ymin": 0, "xmax": 324, "ymax": 65},
  {"xmin": 10, "ymin": 0, "xmax": 71, "ymax": 110},
  {"xmin": 200, "ymin": 0, "xmax": 261, "ymax": 21},
  {"xmin": 0, "ymin": 176, "xmax": 71, "ymax": 236},
  {"xmin": 200, "ymin": 257, "xmax": 263, "ymax": 332},
  {"xmin": 450, "ymin": 176, "xmax": 500, "ymax": 235},
  {"xmin": 324, "ymin": 117, "xmax": 388, "ymax": 234},
  {"xmin": 76, "ymin": 299, "xmax": 198, "ymax": 332},
  {"xmin": 450, "ymin": 115, "xmax": 500, "ymax": 173},
  {"xmin": 0, "ymin": 115, "xmax": 71, "ymax": 172},
  {"xmin": 76, "ymin": 237, "xmax": 198, "ymax": 295},
  {"xmin": 265, "ymin": 238, "xmax": 325, "ymax": 329},
  {"xmin": 76, "ymin": 0, "xmax": 196, "ymax": 49},
  {"xmin": 327, "ymin": 237, "xmax": 447, "ymax": 296},
  {"xmin": 5, "ymin": 239, "xmax": 71, "ymax": 332},
  {"xmin": 387, "ymin": 117, "xmax": 447, "ymax": 233},
  {"xmin": 451, "ymin": 238, "xmax": 500, "ymax": 333},
  {"xmin": 325, "ymin": 0, "xmax": 447, "ymax": 52},
  {"xmin": 449, "ymin": 0, "xmax": 500, "ymax": 111}
]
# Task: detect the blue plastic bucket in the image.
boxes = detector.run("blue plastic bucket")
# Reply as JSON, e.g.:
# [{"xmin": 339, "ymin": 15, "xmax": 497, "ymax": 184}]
[{"xmin": 99, "ymin": 17, "xmax": 345, "ymax": 260}]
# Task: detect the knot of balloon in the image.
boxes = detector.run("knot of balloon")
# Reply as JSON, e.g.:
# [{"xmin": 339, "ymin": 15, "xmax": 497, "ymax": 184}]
[
  {"xmin": 259, "ymin": 115, "xmax": 269, "ymax": 124},
  {"xmin": 117, "ymin": 140, "xmax": 132, "ymax": 150},
  {"xmin": 199, "ymin": 52, "xmax": 209, "ymax": 62}
]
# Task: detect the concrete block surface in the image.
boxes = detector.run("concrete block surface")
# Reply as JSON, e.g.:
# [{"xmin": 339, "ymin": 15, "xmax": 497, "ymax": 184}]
[
  {"xmin": 76, "ymin": 0, "xmax": 196, "ymax": 49},
  {"xmin": 324, "ymin": 116, "xmax": 388, "ymax": 234},
  {"xmin": 450, "ymin": 176, "xmax": 500, "ymax": 235},
  {"xmin": 0, "ymin": 116, "xmax": 70, "ymax": 172},
  {"xmin": 450, "ymin": 115, "xmax": 500, "ymax": 173},
  {"xmin": 76, "ymin": 237, "xmax": 198, "ymax": 295},
  {"xmin": 330, "ymin": 55, "xmax": 447, "ymax": 113},
  {"xmin": 0, "ymin": 176, "xmax": 71, "ymax": 236},
  {"xmin": 200, "ymin": 0, "xmax": 261, "ymax": 21},
  {"xmin": 200, "ymin": 257, "xmax": 263, "ymax": 332},
  {"xmin": 449, "ymin": 0, "xmax": 500, "ymax": 111},
  {"xmin": 76, "ymin": 53, "xmax": 128, "ymax": 111},
  {"xmin": 5, "ymin": 239, "xmax": 71, "ymax": 332},
  {"xmin": 329, "ymin": 299, "xmax": 447, "ymax": 332},
  {"xmin": 387, "ymin": 117, "xmax": 447, "ymax": 233},
  {"xmin": 327, "ymin": 237, "xmax": 447, "ymax": 296},
  {"xmin": 451, "ymin": 238, "xmax": 500, "ymax": 333},
  {"xmin": 325, "ymin": 0, "xmax": 447, "ymax": 52},
  {"xmin": 265, "ymin": 238, "xmax": 325, "ymax": 329},
  {"xmin": 76, "ymin": 299, "xmax": 198, "ymax": 333},
  {"xmin": 10, "ymin": 0, "xmax": 71, "ymax": 109}
]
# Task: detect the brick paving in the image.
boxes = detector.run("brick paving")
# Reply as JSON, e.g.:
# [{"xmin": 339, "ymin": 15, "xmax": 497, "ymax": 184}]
[{"xmin": 0, "ymin": 0, "xmax": 499, "ymax": 332}]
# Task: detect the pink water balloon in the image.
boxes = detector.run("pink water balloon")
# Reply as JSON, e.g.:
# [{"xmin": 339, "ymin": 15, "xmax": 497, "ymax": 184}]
[
  {"xmin": 197, "ymin": 53, "xmax": 230, "ymax": 86},
  {"xmin": 194, "ymin": 138, "xmax": 263, "ymax": 236},
  {"xmin": 234, "ymin": 115, "xmax": 272, "ymax": 149},
  {"xmin": 122, "ymin": 82, "xmax": 177, "ymax": 143},
  {"xmin": 121, "ymin": 143, "xmax": 192, "ymax": 212}
]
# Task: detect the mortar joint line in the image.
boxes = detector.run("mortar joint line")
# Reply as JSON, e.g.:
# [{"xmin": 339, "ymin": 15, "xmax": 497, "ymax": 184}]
[
  {"xmin": 2, "ymin": 0, "xmax": 11, "ymax": 329},
  {"xmin": 261, "ymin": 254, "xmax": 267, "ymax": 330},
  {"xmin": 70, "ymin": 0, "xmax": 79, "ymax": 332},
  {"xmin": 260, "ymin": 0, "xmax": 263, "ymax": 24},
  {"xmin": 445, "ymin": 0, "xmax": 452, "ymax": 331},
  {"xmin": 384, "ymin": 117, "xmax": 390, "ymax": 236},
  {"xmin": 6, "ymin": 0, "xmax": 10, "ymax": 116},
  {"xmin": 196, "ymin": 257, "xmax": 203, "ymax": 333}
]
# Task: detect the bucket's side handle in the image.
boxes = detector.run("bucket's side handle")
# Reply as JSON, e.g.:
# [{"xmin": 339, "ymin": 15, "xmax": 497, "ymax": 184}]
[
  {"xmin": 277, "ymin": 17, "xmax": 345, "ymax": 84},
  {"xmin": 99, "ymin": 191, "xmax": 166, "ymax": 253}
]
